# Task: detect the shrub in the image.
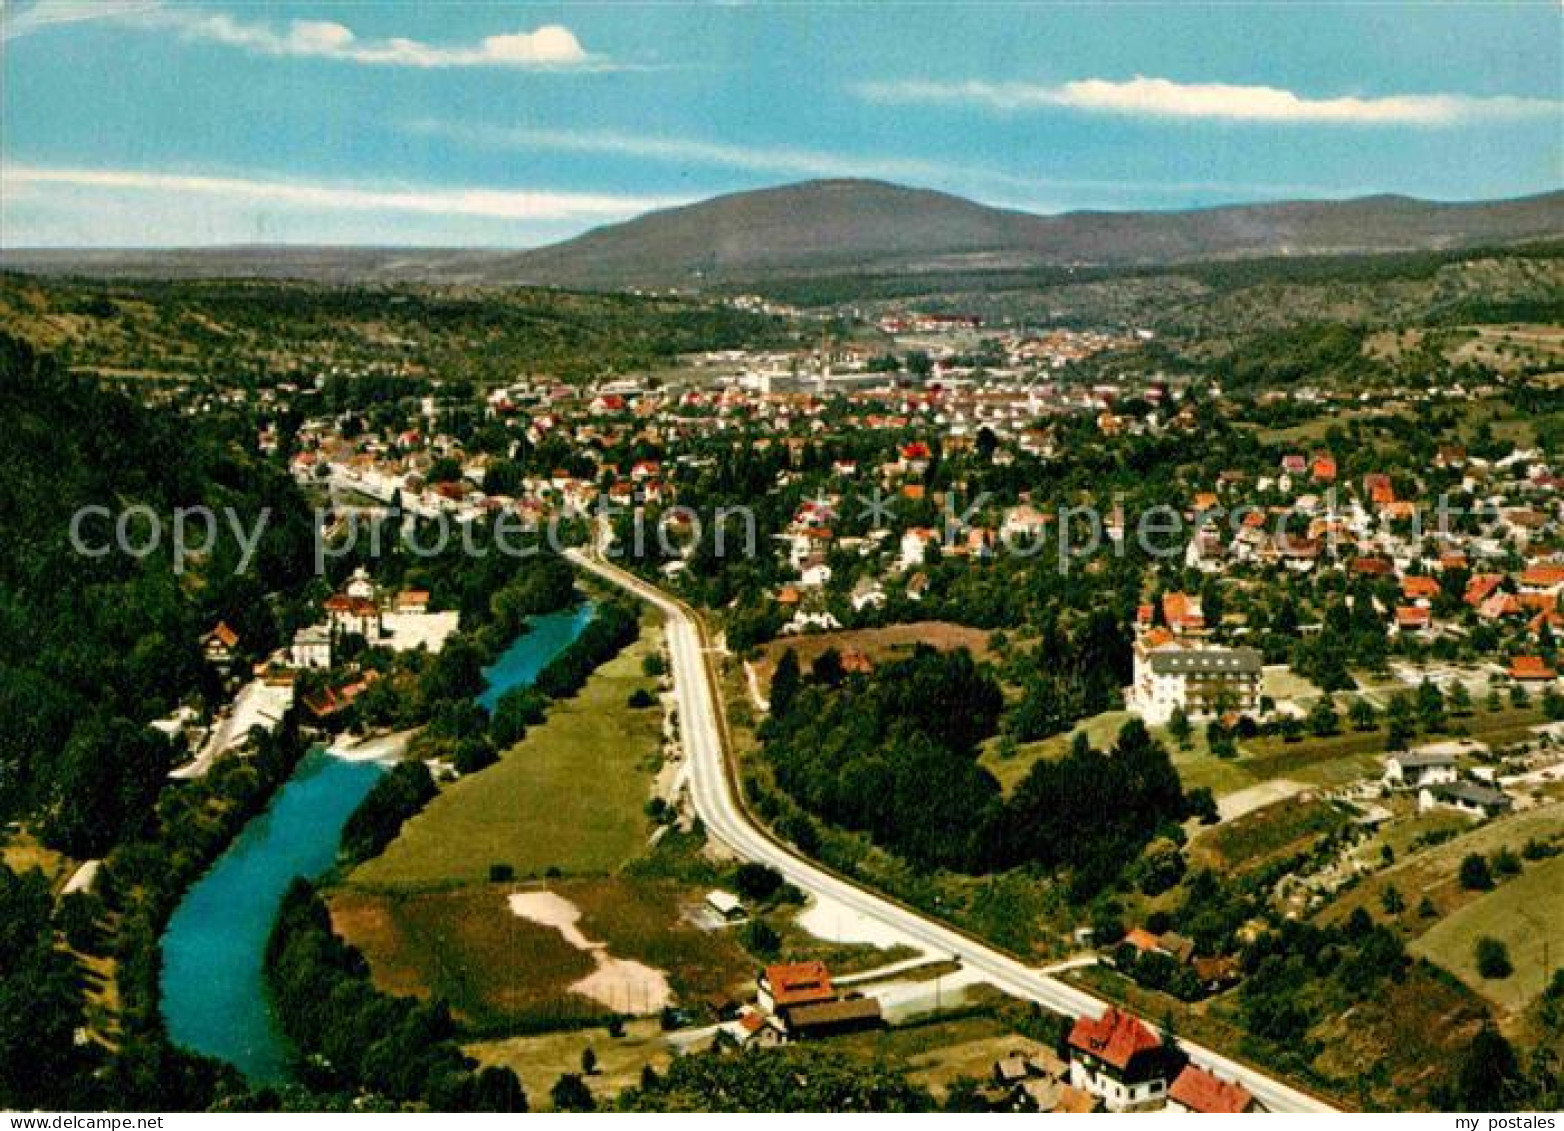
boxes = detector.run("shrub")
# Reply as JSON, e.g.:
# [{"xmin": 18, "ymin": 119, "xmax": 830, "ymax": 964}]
[{"xmin": 1458, "ymin": 853, "xmax": 1493, "ymax": 891}]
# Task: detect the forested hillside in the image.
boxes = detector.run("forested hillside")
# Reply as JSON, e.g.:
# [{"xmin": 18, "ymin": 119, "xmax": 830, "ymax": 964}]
[
  {"xmin": 0, "ymin": 276, "xmax": 792, "ymax": 384},
  {"xmin": 0, "ymin": 334, "xmax": 314, "ymax": 852}
]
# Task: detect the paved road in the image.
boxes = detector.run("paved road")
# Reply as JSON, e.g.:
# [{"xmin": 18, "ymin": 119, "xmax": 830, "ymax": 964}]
[{"xmin": 568, "ymin": 549, "xmax": 1337, "ymax": 1113}]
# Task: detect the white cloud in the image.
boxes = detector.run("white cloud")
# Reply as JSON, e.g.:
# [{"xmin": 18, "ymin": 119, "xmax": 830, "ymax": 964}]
[
  {"xmin": 855, "ymin": 76, "xmax": 1561, "ymax": 126},
  {"xmin": 0, "ymin": 0, "xmax": 159, "ymax": 41},
  {"xmin": 403, "ymin": 121, "xmax": 955, "ymax": 183},
  {"xmin": 2, "ymin": 165, "xmax": 679, "ymax": 222},
  {"xmin": 4, "ymin": 3, "xmax": 605, "ymax": 69}
]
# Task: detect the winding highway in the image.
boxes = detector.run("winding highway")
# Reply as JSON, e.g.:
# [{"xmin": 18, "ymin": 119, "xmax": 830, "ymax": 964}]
[{"xmin": 567, "ymin": 548, "xmax": 1337, "ymax": 1113}]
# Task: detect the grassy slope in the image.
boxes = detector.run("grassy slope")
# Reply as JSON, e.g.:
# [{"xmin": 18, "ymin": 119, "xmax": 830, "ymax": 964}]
[
  {"xmin": 1411, "ymin": 852, "xmax": 1564, "ymax": 1015},
  {"xmin": 352, "ymin": 622, "xmax": 662, "ymax": 886}
]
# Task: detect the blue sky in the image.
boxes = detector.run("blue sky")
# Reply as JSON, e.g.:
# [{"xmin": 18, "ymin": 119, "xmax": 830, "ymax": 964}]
[{"xmin": 1, "ymin": 1, "xmax": 1559, "ymax": 247}]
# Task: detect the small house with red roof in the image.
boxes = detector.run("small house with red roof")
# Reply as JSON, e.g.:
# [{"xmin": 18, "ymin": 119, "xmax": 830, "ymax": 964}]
[
  {"xmin": 1510, "ymin": 656, "xmax": 1557, "ymax": 682},
  {"xmin": 1167, "ymin": 1065, "xmax": 1258, "ymax": 1113},
  {"xmin": 1067, "ymin": 1008, "xmax": 1168, "ymax": 1111},
  {"xmin": 202, "ymin": 622, "xmax": 240, "ymax": 666}
]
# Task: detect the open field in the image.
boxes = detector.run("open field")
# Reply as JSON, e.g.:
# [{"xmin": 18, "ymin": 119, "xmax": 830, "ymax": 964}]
[
  {"xmin": 352, "ymin": 621, "xmax": 663, "ymax": 885},
  {"xmin": 331, "ymin": 877, "xmax": 754, "ymax": 1032},
  {"xmin": 1411, "ymin": 853, "xmax": 1564, "ymax": 1015},
  {"xmin": 1, "ymin": 832, "xmax": 71, "ymax": 888},
  {"xmin": 1320, "ymin": 802, "xmax": 1564, "ymax": 933},
  {"xmin": 329, "ymin": 885, "xmax": 600, "ymax": 1031},
  {"xmin": 978, "ymin": 710, "xmax": 1134, "ymax": 795},
  {"xmin": 827, "ymin": 1001, "xmax": 1036, "ymax": 1097},
  {"xmin": 466, "ymin": 1017, "xmax": 675, "ymax": 1109},
  {"xmin": 752, "ymin": 621, "xmax": 994, "ymax": 693}
]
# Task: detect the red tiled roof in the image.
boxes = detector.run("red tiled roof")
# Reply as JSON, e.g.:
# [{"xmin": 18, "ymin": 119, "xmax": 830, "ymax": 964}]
[
  {"xmin": 1511, "ymin": 656, "xmax": 1557, "ymax": 681},
  {"xmin": 207, "ymin": 621, "xmax": 239, "ymax": 648},
  {"xmin": 1123, "ymin": 927, "xmax": 1161, "ymax": 953},
  {"xmin": 763, "ymin": 961, "xmax": 835, "ymax": 1009},
  {"xmin": 1067, "ymin": 1008, "xmax": 1162, "ymax": 1071},
  {"xmin": 1522, "ymin": 564, "xmax": 1564, "ymax": 589},
  {"xmin": 1170, "ymin": 1065, "xmax": 1254, "ymax": 1113}
]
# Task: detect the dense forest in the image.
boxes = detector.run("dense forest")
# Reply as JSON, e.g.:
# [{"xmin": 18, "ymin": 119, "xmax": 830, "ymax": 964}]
[
  {"xmin": 0, "ymin": 333, "xmax": 314, "ymax": 851},
  {"xmin": 760, "ymin": 645, "xmax": 1191, "ymax": 888}
]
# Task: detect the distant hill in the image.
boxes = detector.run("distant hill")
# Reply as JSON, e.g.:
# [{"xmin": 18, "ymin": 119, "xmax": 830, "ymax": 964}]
[{"xmin": 5, "ymin": 179, "xmax": 1561, "ymax": 290}]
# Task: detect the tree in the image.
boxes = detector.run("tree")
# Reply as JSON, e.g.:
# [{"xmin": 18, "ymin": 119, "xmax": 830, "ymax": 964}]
[
  {"xmin": 581, "ymin": 1047, "xmax": 598, "ymax": 1075},
  {"xmin": 1349, "ymin": 697, "xmax": 1378, "ymax": 732},
  {"xmin": 467, "ymin": 1065, "xmax": 528, "ymax": 1112},
  {"xmin": 769, "ymin": 649, "xmax": 801, "ymax": 718},
  {"xmin": 733, "ymin": 862, "xmax": 784, "ymax": 902},
  {"xmin": 1448, "ymin": 681, "xmax": 1474, "ymax": 717},
  {"xmin": 1167, "ymin": 706, "xmax": 1193, "ymax": 748},
  {"xmin": 1308, "ymin": 694, "xmax": 1340, "ymax": 738},
  {"xmin": 1416, "ymin": 679, "xmax": 1446, "ymax": 732},
  {"xmin": 1380, "ymin": 885, "xmax": 1406, "ymax": 916},
  {"xmin": 1185, "ymin": 787, "xmax": 1219, "ymax": 825},
  {"xmin": 1476, "ymin": 937, "xmax": 1513, "ymax": 980},
  {"xmin": 1459, "ymin": 853, "xmax": 1494, "ymax": 891},
  {"xmin": 1135, "ymin": 837, "xmax": 1186, "ymax": 896},
  {"xmin": 1446, "ymin": 1026, "xmax": 1521, "ymax": 1110},
  {"xmin": 550, "ymin": 1073, "xmax": 596, "ymax": 1112},
  {"xmin": 741, "ymin": 920, "xmax": 781, "ymax": 958}
]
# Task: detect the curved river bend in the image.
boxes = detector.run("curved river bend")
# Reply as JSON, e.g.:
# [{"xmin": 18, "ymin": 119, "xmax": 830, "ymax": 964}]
[{"xmin": 159, "ymin": 604, "xmax": 592, "ymax": 1082}]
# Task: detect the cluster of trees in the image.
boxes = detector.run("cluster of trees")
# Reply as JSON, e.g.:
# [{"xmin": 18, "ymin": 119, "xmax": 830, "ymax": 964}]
[
  {"xmin": 762, "ymin": 645, "xmax": 1005, "ymax": 870},
  {"xmin": 265, "ymin": 880, "xmax": 526, "ymax": 1109},
  {"xmin": 1002, "ymin": 611, "xmax": 1130, "ymax": 742},
  {"xmin": 6, "ymin": 721, "xmax": 317, "ymax": 1111},
  {"xmin": 616, "ymin": 1045, "xmax": 933, "ymax": 1112},
  {"xmin": 997, "ymin": 721, "xmax": 1189, "ymax": 894},
  {"xmin": 763, "ymin": 646, "xmax": 1190, "ymax": 890},
  {"xmin": 7, "ymin": 276, "xmax": 792, "ymax": 384},
  {"xmin": 1237, "ymin": 912, "xmax": 1412, "ymax": 1070},
  {"xmin": 339, "ymin": 763, "xmax": 438, "ymax": 866},
  {"xmin": 533, "ymin": 603, "xmax": 640, "ymax": 700}
]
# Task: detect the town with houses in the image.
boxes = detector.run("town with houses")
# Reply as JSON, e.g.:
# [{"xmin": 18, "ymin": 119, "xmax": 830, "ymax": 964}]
[{"xmin": 3, "ymin": 1, "xmax": 1562, "ymax": 1117}]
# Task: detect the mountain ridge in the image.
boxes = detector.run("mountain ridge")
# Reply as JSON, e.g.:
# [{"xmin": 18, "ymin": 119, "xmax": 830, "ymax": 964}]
[{"xmin": 4, "ymin": 178, "xmax": 1561, "ymax": 289}]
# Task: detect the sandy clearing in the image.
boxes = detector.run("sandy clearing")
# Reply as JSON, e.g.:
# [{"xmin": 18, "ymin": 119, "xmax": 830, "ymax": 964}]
[
  {"xmin": 508, "ymin": 891, "xmax": 671, "ymax": 1014},
  {"xmin": 795, "ymin": 890, "xmax": 928, "ymax": 956}
]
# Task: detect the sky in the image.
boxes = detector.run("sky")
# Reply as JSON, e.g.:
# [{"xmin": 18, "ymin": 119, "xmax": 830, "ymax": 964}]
[{"xmin": 1, "ymin": 1, "xmax": 1560, "ymax": 247}]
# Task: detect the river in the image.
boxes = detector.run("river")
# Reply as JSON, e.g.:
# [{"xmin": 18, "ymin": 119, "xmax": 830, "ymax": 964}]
[{"xmin": 159, "ymin": 603, "xmax": 592, "ymax": 1082}]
